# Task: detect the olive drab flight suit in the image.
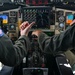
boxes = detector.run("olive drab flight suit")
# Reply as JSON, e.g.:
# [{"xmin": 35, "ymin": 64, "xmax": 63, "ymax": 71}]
[
  {"xmin": 37, "ymin": 25, "xmax": 75, "ymax": 66},
  {"xmin": 0, "ymin": 33, "xmax": 30, "ymax": 66}
]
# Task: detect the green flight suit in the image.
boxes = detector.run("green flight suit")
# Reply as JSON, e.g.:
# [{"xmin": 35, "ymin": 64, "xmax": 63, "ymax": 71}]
[
  {"xmin": 37, "ymin": 25, "xmax": 75, "ymax": 66},
  {"xmin": 0, "ymin": 34, "xmax": 30, "ymax": 67}
]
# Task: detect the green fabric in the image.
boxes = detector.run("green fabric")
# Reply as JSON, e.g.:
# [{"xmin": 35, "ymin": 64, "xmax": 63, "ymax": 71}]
[
  {"xmin": 37, "ymin": 25, "xmax": 75, "ymax": 66},
  {"xmin": 0, "ymin": 34, "xmax": 30, "ymax": 66},
  {"xmin": 65, "ymin": 50, "xmax": 75, "ymax": 66},
  {"xmin": 38, "ymin": 25, "xmax": 74, "ymax": 53}
]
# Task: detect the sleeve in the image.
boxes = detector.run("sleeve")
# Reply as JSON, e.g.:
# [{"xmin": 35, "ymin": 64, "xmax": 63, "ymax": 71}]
[
  {"xmin": 38, "ymin": 25, "xmax": 75, "ymax": 54},
  {"xmin": 0, "ymin": 34, "xmax": 30, "ymax": 66}
]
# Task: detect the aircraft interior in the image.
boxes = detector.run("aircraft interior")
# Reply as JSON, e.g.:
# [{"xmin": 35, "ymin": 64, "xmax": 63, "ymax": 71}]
[{"xmin": 0, "ymin": 0, "xmax": 75, "ymax": 75}]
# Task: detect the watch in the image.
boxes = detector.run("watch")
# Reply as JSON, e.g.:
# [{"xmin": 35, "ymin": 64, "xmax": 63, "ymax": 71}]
[{"xmin": 0, "ymin": 29, "xmax": 4, "ymax": 37}]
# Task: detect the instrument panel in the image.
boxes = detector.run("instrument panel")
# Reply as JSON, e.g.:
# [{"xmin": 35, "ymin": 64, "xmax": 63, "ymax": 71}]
[
  {"xmin": 26, "ymin": 0, "xmax": 49, "ymax": 5},
  {"xmin": 0, "ymin": 3, "xmax": 74, "ymax": 75},
  {"xmin": 22, "ymin": 6, "xmax": 53, "ymax": 30}
]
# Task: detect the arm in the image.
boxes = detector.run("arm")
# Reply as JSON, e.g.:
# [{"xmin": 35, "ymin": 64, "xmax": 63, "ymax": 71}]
[
  {"xmin": 0, "ymin": 21, "xmax": 35, "ymax": 66},
  {"xmin": 0, "ymin": 34, "xmax": 30, "ymax": 66},
  {"xmin": 32, "ymin": 25, "xmax": 75, "ymax": 54}
]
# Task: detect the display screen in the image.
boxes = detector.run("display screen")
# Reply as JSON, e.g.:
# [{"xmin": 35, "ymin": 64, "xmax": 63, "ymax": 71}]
[
  {"xmin": 36, "ymin": 12, "xmax": 50, "ymax": 28},
  {"xmin": 22, "ymin": 6, "xmax": 51, "ymax": 29},
  {"xmin": 66, "ymin": 14, "xmax": 74, "ymax": 24},
  {"xmin": 0, "ymin": 15, "xmax": 8, "ymax": 24}
]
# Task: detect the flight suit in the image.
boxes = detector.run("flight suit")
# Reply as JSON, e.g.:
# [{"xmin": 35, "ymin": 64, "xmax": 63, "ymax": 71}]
[
  {"xmin": 37, "ymin": 25, "xmax": 75, "ymax": 66},
  {"xmin": 0, "ymin": 33, "xmax": 30, "ymax": 66}
]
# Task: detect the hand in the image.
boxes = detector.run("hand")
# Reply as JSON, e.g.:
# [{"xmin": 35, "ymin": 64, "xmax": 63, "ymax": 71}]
[
  {"xmin": 70, "ymin": 19, "xmax": 75, "ymax": 26},
  {"xmin": 20, "ymin": 21, "xmax": 35, "ymax": 36},
  {"xmin": 32, "ymin": 30, "xmax": 43, "ymax": 37}
]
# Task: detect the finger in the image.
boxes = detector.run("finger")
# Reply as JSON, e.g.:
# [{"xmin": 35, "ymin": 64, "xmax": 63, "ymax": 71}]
[
  {"xmin": 21, "ymin": 21, "xmax": 35, "ymax": 29},
  {"xmin": 70, "ymin": 20, "xmax": 75, "ymax": 26},
  {"xmin": 29, "ymin": 22, "xmax": 35, "ymax": 28},
  {"xmin": 23, "ymin": 22, "xmax": 35, "ymax": 31},
  {"xmin": 24, "ymin": 22, "xmax": 35, "ymax": 31},
  {"xmin": 21, "ymin": 26, "xmax": 25, "ymax": 30}
]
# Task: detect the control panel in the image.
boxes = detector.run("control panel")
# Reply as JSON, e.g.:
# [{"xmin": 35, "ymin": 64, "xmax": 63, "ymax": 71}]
[
  {"xmin": 0, "ymin": 8, "xmax": 20, "ymax": 43},
  {"xmin": 55, "ymin": 8, "xmax": 75, "ymax": 34},
  {"xmin": 25, "ymin": 0, "xmax": 49, "ymax": 5},
  {"xmin": 55, "ymin": 10, "xmax": 65, "ymax": 33},
  {"xmin": 27, "ymin": 35, "xmax": 45, "ymax": 67},
  {"xmin": 22, "ymin": 6, "xmax": 55, "ymax": 31},
  {"xmin": 22, "ymin": 35, "xmax": 49, "ymax": 75},
  {"xmin": 0, "ymin": 0, "xmax": 11, "ymax": 3},
  {"xmin": 25, "ymin": 0, "xmax": 75, "ymax": 6},
  {"xmin": 23, "ymin": 68, "xmax": 48, "ymax": 75},
  {"xmin": 11, "ymin": 0, "xmax": 25, "ymax": 3}
]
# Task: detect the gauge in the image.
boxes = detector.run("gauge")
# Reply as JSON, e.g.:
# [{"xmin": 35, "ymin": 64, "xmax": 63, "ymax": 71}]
[
  {"xmin": 10, "ymin": 11, "xmax": 17, "ymax": 16},
  {"xmin": 9, "ymin": 24, "xmax": 16, "ymax": 30},
  {"xmin": 59, "ymin": 23, "xmax": 64, "ymax": 28},
  {"xmin": 58, "ymin": 16, "xmax": 65, "ymax": 22},
  {"xmin": 9, "ymin": 17, "xmax": 17, "ymax": 23}
]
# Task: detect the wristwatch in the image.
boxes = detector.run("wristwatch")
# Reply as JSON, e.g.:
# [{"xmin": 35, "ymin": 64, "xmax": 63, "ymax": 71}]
[{"xmin": 0, "ymin": 29, "xmax": 4, "ymax": 37}]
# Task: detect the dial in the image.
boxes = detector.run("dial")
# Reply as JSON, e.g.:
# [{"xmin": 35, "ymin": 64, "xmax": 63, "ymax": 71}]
[
  {"xmin": 59, "ymin": 23, "xmax": 64, "ymax": 28},
  {"xmin": 58, "ymin": 16, "xmax": 65, "ymax": 22}
]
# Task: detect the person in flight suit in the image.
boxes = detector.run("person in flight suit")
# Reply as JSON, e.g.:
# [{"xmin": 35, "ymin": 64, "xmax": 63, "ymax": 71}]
[
  {"xmin": 20, "ymin": 21, "xmax": 75, "ymax": 66},
  {"xmin": 0, "ymin": 21, "xmax": 35, "ymax": 67},
  {"xmin": 16, "ymin": 20, "xmax": 75, "ymax": 75},
  {"xmin": 20, "ymin": 21, "xmax": 75, "ymax": 74},
  {"xmin": 31, "ymin": 21, "xmax": 75, "ymax": 74}
]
